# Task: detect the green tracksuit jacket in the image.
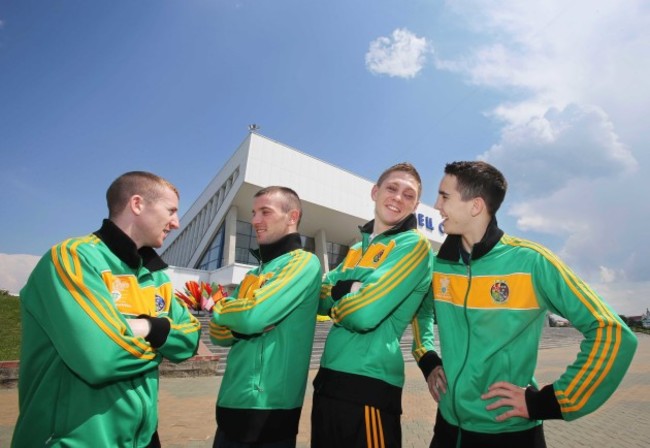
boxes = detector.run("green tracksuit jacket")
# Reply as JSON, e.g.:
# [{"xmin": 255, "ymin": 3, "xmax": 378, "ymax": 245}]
[
  {"xmin": 12, "ymin": 220, "xmax": 201, "ymax": 448},
  {"xmin": 420, "ymin": 220, "xmax": 637, "ymax": 435},
  {"xmin": 208, "ymin": 233, "xmax": 321, "ymax": 443},
  {"xmin": 315, "ymin": 214, "xmax": 434, "ymax": 413}
]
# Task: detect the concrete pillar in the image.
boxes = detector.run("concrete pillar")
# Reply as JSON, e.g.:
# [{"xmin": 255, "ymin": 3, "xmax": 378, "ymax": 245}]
[
  {"xmin": 314, "ymin": 229, "xmax": 329, "ymax": 273},
  {"xmin": 223, "ymin": 206, "xmax": 238, "ymax": 266}
]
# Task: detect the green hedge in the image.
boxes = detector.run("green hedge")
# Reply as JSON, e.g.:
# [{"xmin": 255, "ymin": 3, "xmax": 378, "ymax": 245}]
[{"xmin": 0, "ymin": 292, "xmax": 21, "ymax": 361}]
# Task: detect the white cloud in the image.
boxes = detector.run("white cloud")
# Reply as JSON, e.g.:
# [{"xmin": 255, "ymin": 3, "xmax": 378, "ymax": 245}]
[
  {"xmin": 440, "ymin": 1, "xmax": 650, "ymax": 109},
  {"xmin": 0, "ymin": 253, "xmax": 40, "ymax": 295},
  {"xmin": 480, "ymin": 103, "xmax": 638, "ymax": 197},
  {"xmin": 501, "ymin": 171, "xmax": 650, "ymax": 289},
  {"xmin": 365, "ymin": 28, "xmax": 430, "ymax": 79},
  {"xmin": 589, "ymin": 281, "xmax": 650, "ymax": 316},
  {"xmin": 436, "ymin": 0, "xmax": 650, "ymax": 131},
  {"xmin": 599, "ymin": 266, "xmax": 620, "ymax": 283}
]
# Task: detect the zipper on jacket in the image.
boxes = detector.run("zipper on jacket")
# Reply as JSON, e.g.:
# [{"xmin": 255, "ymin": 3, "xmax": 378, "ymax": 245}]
[{"xmin": 451, "ymin": 259, "xmax": 473, "ymax": 438}]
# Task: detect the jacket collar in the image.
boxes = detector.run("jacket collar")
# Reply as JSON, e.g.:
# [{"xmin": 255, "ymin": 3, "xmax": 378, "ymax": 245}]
[
  {"xmin": 251, "ymin": 232, "xmax": 302, "ymax": 264},
  {"xmin": 437, "ymin": 217, "xmax": 504, "ymax": 263},
  {"xmin": 93, "ymin": 219, "xmax": 168, "ymax": 271},
  {"xmin": 359, "ymin": 213, "xmax": 418, "ymax": 236}
]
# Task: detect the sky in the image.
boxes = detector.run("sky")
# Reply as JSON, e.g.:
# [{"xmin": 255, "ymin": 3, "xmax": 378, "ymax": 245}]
[{"xmin": 1, "ymin": 0, "xmax": 649, "ymax": 315}]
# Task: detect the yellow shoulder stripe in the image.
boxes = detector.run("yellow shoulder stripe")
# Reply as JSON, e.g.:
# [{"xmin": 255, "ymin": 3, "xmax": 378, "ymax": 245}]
[
  {"xmin": 218, "ymin": 250, "xmax": 311, "ymax": 314},
  {"xmin": 53, "ymin": 238, "xmax": 155, "ymax": 359},
  {"xmin": 333, "ymin": 237, "xmax": 429, "ymax": 321}
]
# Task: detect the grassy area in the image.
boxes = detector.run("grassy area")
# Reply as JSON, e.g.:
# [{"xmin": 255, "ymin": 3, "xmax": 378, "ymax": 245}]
[{"xmin": 0, "ymin": 291, "xmax": 21, "ymax": 361}]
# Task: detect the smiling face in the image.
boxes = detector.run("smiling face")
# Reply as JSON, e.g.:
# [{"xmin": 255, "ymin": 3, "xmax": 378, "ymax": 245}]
[
  {"xmin": 134, "ymin": 186, "xmax": 180, "ymax": 249},
  {"xmin": 250, "ymin": 192, "xmax": 299, "ymax": 245},
  {"xmin": 433, "ymin": 174, "xmax": 474, "ymax": 237},
  {"xmin": 371, "ymin": 170, "xmax": 420, "ymax": 234}
]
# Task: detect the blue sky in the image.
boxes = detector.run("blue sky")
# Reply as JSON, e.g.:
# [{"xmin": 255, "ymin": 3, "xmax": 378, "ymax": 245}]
[{"xmin": 1, "ymin": 0, "xmax": 649, "ymax": 315}]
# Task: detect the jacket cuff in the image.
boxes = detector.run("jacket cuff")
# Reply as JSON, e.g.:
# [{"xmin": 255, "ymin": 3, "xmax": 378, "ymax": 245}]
[
  {"xmin": 138, "ymin": 315, "xmax": 171, "ymax": 349},
  {"xmin": 331, "ymin": 280, "xmax": 357, "ymax": 301},
  {"xmin": 417, "ymin": 351, "xmax": 442, "ymax": 380},
  {"xmin": 525, "ymin": 384, "xmax": 563, "ymax": 420},
  {"xmin": 231, "ymin": 330, "xmax": 252, "ymax": 340}
]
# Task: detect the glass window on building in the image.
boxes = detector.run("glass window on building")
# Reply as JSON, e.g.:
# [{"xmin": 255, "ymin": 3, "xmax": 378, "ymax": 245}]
[
  {"xmin": 235, "ymin": 220, "xmax": 259, "ymax": 265},
  {"xmin": 197, "ymin": 223, "xmax": 226, "ymax": 271},
  {"xmin": 301, "ymin": 235, "xmax": 315, "ymax": 253},
  {"xmin": 327, "ymin": 241, "xmax": 349, "ymax": 271}
]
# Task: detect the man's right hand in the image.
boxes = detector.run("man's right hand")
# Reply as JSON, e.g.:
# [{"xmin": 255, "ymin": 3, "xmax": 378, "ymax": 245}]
[
  {"xmin": 126, "ymin": 318, "xmax": 152, "ymax": 338},
  {"xmin": 427, "ymin": 366, "xmax": 448, "ymax": 403}
]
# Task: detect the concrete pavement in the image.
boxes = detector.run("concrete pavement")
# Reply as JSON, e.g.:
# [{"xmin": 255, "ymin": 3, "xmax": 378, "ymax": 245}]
[{"xmin": 1, "ymin": 333, "xmax": 648, "ymax": 447}]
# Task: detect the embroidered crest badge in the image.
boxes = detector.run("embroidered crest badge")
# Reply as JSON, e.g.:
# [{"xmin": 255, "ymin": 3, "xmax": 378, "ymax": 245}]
[
  {"xmin": 155, "ymin": 295, "xmax": 166, "ymax": 312},
  {"xmin": 490, "ymin": 280, "xmax": 509, "ymax": 304},
  {"xmin": 111, "ymin": 278, "xmax": 130, "ymax": 303},
  {"xmin": 373, "ymin": 250, "xmax": 384, "ymax": 263},
  {"xmin": 440, "ymin": 276, "xmax": 450, "ymax": 296}
]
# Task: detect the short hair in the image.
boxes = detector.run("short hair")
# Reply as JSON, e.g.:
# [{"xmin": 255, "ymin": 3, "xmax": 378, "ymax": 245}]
[
  {"xmin": 106, "ymin": 171, "xmax": 179, "ymax": 218},
  {"xmin": 376, "ymin": 162, "xmax": 423, "ymax": 199},
  {"xmin": 444, "ymin": 161, "xmax": 507, "ymax": 216},
  {"xmin": 254, "ymin": 186, "xmax": 303, "ymax": 227}
]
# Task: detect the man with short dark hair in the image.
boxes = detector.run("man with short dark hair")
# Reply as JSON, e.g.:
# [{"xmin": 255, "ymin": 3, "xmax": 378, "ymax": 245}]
[
  {"xmin": 12, "ymin": 171, "xmax": 201, "ymax": 448},
  {"xmin": 420, "ymin": 160, "xmax": 637, "ymax": 447},
  {"xmin": 203, "ymin": 186, "xmax": 321, "ymax": 448}
]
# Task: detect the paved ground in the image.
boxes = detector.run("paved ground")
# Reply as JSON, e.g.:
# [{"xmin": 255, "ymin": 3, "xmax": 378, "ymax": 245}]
[{"xmin": 1, "ymin": 331, "xmax": 648, "ymax": 447}]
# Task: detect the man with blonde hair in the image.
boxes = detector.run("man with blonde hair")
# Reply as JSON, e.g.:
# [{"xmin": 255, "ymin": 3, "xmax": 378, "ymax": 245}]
[{"xmin": 311, "ymin": 163, "xmax": 435, "ymax": 447}]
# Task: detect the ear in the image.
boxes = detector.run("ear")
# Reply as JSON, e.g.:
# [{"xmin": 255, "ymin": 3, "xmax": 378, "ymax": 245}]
[
  {"xmin": 130, "ymin": 195, "xmax": 146, "ymax": 216},
  {"xmin": 470, "ymin": 197, "xmax": 486, "ymax": 217},
  {"xmin": 288, "ymin": 209, "xmax": 300, "ymax": 226},
  {"xmin": 371, "ymin": 185, "xmax": 379, "ymax": 201}
]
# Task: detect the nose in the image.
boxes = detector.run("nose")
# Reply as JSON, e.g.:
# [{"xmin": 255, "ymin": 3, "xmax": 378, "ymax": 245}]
[
  {"xmin": 433, "ymin": 197, "xmax": 442, "ymax": 211},
  {"xmin": 170, "ymin": 214, "xmax": 180, "ymax": 229}
]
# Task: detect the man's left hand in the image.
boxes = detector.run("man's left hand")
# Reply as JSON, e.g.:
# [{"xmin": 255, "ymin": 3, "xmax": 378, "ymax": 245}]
[{"xmin": 482, "ymin": 381, "xmax": 529, "ymax": 421}]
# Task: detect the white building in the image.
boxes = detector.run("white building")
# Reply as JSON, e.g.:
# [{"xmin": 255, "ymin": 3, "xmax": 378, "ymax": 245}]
[
  {"xmin": 161, "ymin": 132, "xmax": 446, "ymax": 290},
  {"xmin": 642, "ymin": 309, "xmax": 650, "ymax": 329}
]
